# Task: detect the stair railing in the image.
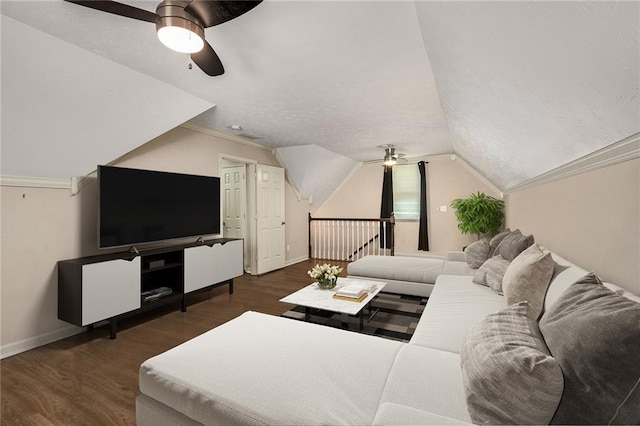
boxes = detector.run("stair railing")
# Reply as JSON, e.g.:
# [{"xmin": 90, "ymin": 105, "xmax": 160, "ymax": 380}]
[{"xmin": 308, "ymin": 213, "xmax": 395, "ymax": 261}]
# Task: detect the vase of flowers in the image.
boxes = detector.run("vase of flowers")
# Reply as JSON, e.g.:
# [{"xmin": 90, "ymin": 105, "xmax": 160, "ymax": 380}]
[{"xmin": 308, "ymin": 263, "xmax": 343, "ymax": 289}]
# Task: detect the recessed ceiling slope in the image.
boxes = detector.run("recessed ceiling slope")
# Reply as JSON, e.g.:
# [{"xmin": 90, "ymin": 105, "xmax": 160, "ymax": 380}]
[
  {"xmin": 275, "ymin": 145, "xmax": 359, "ymax": 211},
  {"xmin": 415, "ymin": 1, "xmax": 640, "ymax": 190},
  {"xmin": 1, "ymin": 15, "xmax": 214, "ymax": 178}
]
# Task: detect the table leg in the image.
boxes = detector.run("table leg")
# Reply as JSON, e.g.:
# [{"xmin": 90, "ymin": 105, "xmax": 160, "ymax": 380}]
[
  {"xmin": 305, "ymin": 307, "xmax": 311, "ymax": 321},
  {"xmin": 340, "ymin": 312, "xmax": 349, "ymax": 329},
  {"xmin": 359, "ymin": 311, "xmax": 364, "ymax": 331}
]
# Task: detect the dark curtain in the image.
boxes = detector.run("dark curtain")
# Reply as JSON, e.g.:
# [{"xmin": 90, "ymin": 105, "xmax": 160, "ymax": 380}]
[
  {"xmin": 418, "ymin": 161, "xmax": 430, "ymax": 251},
  {"xmin": 380, "ymin": 165, "xmax": 394, "ymax": 249}
]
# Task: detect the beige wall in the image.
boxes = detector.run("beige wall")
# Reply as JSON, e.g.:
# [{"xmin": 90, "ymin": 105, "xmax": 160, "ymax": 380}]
[
  {"xmin": 505, "ymin": 158, "xmax": 639, "ymax": 294},
  {"xmin": 1, "ymin": 126, "xmax": 310, "ymax": 355},
  {"xmin": 315, "ymin": 156, "xmax": 502, "ymax": 256},
  {"xmin": 1, "ymin": 185, "xmax": 84, "ymax": 353}
]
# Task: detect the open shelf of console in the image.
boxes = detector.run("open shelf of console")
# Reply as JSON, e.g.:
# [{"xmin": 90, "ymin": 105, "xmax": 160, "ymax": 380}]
[{"xmin": 58, "ymin": 238, "xmax": 243, "ymax": 339}]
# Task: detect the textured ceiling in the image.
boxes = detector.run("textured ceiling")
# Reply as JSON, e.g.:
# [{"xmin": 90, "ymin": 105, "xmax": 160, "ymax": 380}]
[
  {"xmin": 1, "ymin": 1, "xmax": 639, "ymax": 191},
  {"xmin": 415, "ymin": 1, "xmax": 640, "ymax": 189}
]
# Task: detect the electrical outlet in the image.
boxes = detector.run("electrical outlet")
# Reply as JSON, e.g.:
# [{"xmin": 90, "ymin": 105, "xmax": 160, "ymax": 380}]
[
  {"xmin": 286, "ymin": 244, "xmax": 290, "ymax": 251},
  {"xmin": 439, "ymin": 206, "xmax": 447, "ymax": 212}
]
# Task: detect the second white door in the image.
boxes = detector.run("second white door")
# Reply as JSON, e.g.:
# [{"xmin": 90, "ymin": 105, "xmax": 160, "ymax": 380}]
[
  {"xmin": 222, "ymin": 165, "xmax": 247, "ymax": 239},
  {"xmin": 256, "ymin": 164, "xmax": 286, "ymax": 274}
]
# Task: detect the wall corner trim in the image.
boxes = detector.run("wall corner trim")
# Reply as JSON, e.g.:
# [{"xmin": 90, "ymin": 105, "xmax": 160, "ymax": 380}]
[
  {"xmin": 504, "ymin": 132, "xmax": 640, "ymax": 193},
  {"xmin": 0, "ymin": 175, "xmax": 72, "ymax": 190},
  {"xmin": 180, "ymin": 122, "xmax": 271, "ymax": 151}
]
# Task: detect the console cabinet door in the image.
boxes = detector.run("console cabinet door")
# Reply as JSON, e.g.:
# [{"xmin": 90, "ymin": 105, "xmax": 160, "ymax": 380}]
[
  {"xmin": 219, "ymin": 240, "xmax": 244, "ymax": 282},
  {"xmin": 82, "ymin": 258, "xmax": 141, "ymax": 325},
  {"xmin": 184, "ymin": 245, "xmax": 220, "ymax": 293}
]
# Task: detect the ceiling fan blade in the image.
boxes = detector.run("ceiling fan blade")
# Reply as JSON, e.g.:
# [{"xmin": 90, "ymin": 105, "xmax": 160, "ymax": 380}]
[
  {"xmin": 191, "ymin": 41, "xmax": 224, "ymax": 76},
  {"xmin": 64, "ymin": 1, "xmax": 158, "ymax": 23},
  {"xmin": 185, "ymin": 0, "xmax": 262, "ymax": 28}
]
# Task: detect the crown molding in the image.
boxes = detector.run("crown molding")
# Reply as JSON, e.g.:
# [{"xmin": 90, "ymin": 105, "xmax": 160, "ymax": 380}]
[
  {"xmin": 180, "ymin": 122, "xmax": 271, "ymax": 151},
  {"xmin": 505, "ymin": 132, "xmax": 640, "ymax": 194},
  {"xmin": 0, "ymin": 175, "xmax": 71, "ymax": 190}
]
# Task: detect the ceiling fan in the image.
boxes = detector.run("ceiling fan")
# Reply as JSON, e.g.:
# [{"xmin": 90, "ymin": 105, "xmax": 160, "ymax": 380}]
[
  {"xmin": 379, "ymin": 144, "xmax": 406, "ymax": 166},
  {"xmin": 64, "ymin": 0, "xmax": 262, "ymax": 76}
]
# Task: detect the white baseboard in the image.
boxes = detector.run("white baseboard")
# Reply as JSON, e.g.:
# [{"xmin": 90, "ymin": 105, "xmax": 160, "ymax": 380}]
[
  {"xmin": 285, "ymin": 255, "xmax": 309, "ymax": 267},
  {"xmin": 1, "ymin": 325, "xmax": 85, "ymax": 359}
]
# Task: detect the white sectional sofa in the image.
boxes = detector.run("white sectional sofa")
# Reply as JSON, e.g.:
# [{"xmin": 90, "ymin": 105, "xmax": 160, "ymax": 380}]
[{"xmin": 137, "ymin": 245, "xmax": 639, "ymax": 425}]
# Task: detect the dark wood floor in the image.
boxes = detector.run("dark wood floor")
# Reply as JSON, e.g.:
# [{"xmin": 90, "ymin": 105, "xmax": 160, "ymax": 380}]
[{"xmin": 1, "ymin": 259, "xmax": 349, "ymax": 426}]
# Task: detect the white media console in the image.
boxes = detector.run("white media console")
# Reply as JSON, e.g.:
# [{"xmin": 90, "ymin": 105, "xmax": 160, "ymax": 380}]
[{"xmin": 58, "ymin": 238, "xmax": 243, "ymax": 339}]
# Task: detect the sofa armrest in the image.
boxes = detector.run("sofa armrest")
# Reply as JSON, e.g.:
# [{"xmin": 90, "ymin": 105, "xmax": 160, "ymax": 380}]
[{"xmin": 446, "ymin": 251, "xmax": 466, "ymax": 262}]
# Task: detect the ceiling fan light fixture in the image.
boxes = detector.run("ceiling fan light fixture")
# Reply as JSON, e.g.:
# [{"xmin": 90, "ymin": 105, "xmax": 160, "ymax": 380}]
[
  {"xmin": 383, "ymin": 155, "xmax": 397, "ymax": 166},
  {"xmin": 157, "ymin": 16, "xmax": 205, "ymax": 53},
  {"xmin": 383, "ymin": 147, "xmax": 397, "ymax": 166}
]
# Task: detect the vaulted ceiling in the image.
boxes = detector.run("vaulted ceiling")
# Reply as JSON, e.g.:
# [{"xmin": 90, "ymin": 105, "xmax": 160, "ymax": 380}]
[{"xmin": 2, "ymin": 1, "xmax": 639, "ymax": 191}]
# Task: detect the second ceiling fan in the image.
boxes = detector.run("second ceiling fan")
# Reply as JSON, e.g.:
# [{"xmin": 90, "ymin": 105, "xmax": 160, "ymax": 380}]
[{"xmin": 65, "ymin": 0, "xmax": 262, "ymax": 76}]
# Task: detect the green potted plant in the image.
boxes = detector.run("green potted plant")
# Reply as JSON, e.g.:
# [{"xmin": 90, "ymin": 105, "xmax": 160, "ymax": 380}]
[{"xmin": 451, "ymin": 192, "xmax": 505, "ymax": 239}]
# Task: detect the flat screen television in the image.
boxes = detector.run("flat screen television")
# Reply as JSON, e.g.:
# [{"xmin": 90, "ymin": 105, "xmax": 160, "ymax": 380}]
[{"xmin": 98, "ymin": 165, "xmax": 221, "ymax": 249}]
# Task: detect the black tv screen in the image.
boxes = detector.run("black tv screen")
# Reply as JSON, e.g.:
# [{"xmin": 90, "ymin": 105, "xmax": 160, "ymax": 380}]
[{"xmin": 98, "ymin": 165, "xmax": 221, "ymax": 249}]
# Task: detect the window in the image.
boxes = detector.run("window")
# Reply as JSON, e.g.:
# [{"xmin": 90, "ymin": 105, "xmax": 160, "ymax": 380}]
[{"xmin": 392, "ymin": 164, "xmax": 421, "ymax": 220}]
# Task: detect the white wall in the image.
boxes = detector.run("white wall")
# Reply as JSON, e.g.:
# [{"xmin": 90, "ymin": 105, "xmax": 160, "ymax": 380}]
[
  {"xmin": 315, "ymin": 156, "xmax": 502, "ymax": 256},
  {"xmin": 0, "ymin": 126, "xmax": 310, "ymax": 357},
  {"xmin": 505, "ymin": 158, "xmax": 639, "ymax": 294}
]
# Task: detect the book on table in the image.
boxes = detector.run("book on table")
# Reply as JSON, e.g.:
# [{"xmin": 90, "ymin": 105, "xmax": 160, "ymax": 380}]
[{"xmin": 335, "ymin": 285, "xmax": 367, "ymax": 299}]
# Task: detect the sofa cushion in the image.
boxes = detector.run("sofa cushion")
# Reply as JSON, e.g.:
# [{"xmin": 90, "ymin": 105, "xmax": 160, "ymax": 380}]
[
  {"xmin": 539, "ymin": 273, "xmax": 640, "ymax": 425},
  {"xmin": 410, "ymin": 275, "xmax": 506, "ymax": 353},
  {"xmin": 347, "ymin": 255, "xmax": 445, "ymax": 284},
  {"xmin": 461, "ymin": 302, "xmax": 564, "ymax": 425},
  {"xmin": 373, "ymin": 403, "xmax": 470, "ymax": 425},
  {"xmin": 488, "ymin": 228, "xmax": 511, "ymax": 257},
  {"xmin": 463, "ymin": 239, "xmax": 490, "ymax": 269},
  {"xmin": 495, "ymin": 230, "xmax": 534, "ymax": 261},
  {"xmin": 378, "ymin": 345, "xmax": 471, "ymax": 423},
  {"xmin": 140, "ymin": 311, "xmax": 404, "ymax": 425},
  {"xmin": 502, "ymin": 244, "xmax": 554, "ymax": 320},
  {"xmin": 472, "ymin": 255, "xmax": 510, "ymax": 294}
]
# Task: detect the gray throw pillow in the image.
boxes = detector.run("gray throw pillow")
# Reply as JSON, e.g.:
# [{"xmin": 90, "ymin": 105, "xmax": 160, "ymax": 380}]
[
  {"xmin": 472, "ymin": 255, "xmax": 510, "ymax": 294},
  {"xmin": 495, "ymin": 231, "xmax": 534, "ymax": 261},
  {"xmin": 502, "ymin": 244, "xmax": 554, "ymax": 320},
  {"xmin": 488, "ymin": 228, "xmax": 511, "ymax": 257},
  {"xmin": 539, "ymin": 273, "xmax": 640, "ymax": 425},
  {"xmin": 461, "ymin": 301, "xmax": 564, "ymax": 425},
  {"xmin": 464, "ymin": 239, "xmax": 490, "ymax": 269}
]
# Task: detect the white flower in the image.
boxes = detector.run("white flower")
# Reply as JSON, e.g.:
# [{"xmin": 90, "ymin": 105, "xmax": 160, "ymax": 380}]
[{"xmin": 307, "ymin": 263, "xmax": 343, "ymax": 280}]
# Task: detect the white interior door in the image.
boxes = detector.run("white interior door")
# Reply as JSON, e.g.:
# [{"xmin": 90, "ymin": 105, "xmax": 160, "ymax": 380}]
[
  {"xmin": 256, "ymin": 164, "xmax": 286, "ymax": 274},
  {"xmin": 222, "ymin": 165, "xmax": 246, "ymax": 239}
]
